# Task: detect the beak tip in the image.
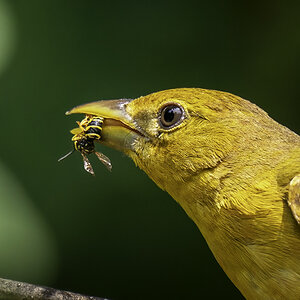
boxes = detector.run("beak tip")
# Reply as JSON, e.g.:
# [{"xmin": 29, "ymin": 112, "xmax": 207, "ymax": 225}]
[{"xmin": 65, "ymin": 106, "xmax": 79, "ymax": 115}]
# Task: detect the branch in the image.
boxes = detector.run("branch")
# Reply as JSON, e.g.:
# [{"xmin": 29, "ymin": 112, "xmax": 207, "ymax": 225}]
[{"xmin": 0, "ymin": 277, "xmax": 109, "ymax": 300}]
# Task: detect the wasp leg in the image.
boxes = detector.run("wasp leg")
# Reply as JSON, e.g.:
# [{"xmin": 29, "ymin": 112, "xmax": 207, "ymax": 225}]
[
  {"xmin": 70, "ymin": 127, "xmax": 83, "ymax": 135},
  {"xmin": 81, "ymin": 153, "xmax": 95, "ymax": 175},
  {"xmin": 94, "ymin": 151, "xmax": 112, "ymax": 171}
]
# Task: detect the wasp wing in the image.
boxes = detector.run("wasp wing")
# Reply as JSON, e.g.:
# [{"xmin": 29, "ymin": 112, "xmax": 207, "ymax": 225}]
[
  {"xmin": 95, "ymin": 151, "xmax": 112, "ymax": 171},
  {"xmin": 81, "ymin": 153, "xmax": 95, "ymax": 175}
]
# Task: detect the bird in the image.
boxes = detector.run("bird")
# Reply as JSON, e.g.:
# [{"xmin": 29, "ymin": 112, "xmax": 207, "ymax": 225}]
[{"xmin": 66, "ymin": 88, "xmax": 300, "ymax": 299}]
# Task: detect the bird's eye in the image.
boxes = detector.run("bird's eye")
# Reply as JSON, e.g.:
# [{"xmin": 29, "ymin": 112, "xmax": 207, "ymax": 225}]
[{"xmin": 159, "ymin": 103, "xmax": 184, "ymax": 129}]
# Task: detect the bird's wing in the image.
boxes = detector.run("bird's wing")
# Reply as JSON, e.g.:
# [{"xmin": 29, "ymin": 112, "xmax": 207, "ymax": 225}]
[{"xmin": 288, "ymin": 174, "xmax": 300, "ymax": 224}]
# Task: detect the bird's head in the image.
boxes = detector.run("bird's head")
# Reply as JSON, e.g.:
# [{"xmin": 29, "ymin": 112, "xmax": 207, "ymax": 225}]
[{"xmin": 66, "ymin": 88, "xmax": 263, "ymax": 192}]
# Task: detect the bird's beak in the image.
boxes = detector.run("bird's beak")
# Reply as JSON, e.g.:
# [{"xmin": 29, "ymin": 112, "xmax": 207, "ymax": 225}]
[{"xmin": 66, "ymin": 99, "xmax": 143, "ymax": 153}]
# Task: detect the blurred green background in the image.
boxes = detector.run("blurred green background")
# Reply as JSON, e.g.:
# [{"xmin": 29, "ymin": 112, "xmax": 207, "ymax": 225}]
[{"xmin": 0, "ymin": 0, "xmax": 299, "ymax": 299}]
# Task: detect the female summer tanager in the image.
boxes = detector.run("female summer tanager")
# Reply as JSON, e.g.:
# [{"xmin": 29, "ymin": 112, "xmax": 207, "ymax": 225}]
[{"xmin": 66, "ymin": 88, "xmax": 300, "ymax": 299}]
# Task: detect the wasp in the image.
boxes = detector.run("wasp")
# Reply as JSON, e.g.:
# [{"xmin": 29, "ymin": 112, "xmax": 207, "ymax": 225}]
[{"xmin": 59, "ymin": 115, "xmax": 112, "ymax": 175}]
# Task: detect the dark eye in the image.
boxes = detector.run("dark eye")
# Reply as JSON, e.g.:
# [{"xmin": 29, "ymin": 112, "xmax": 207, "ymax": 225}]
[{"xmin": 159, "ymin": 104, "xmax": 184, "ymax": 129}]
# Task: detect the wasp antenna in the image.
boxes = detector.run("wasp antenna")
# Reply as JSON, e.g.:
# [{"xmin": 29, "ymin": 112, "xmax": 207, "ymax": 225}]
[{"xmin": 58, "ymin": 150, "xmax": 74, "ymax": 162}]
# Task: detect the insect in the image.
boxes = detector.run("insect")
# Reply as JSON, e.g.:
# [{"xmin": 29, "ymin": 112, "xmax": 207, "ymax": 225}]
[{"xmin": 59, "ymin": 115, "xmax": 112, "ymax": 175}]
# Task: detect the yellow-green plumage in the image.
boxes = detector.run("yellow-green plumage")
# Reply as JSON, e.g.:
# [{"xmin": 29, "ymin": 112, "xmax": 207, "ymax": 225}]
[{"xmin": 67, "ymin": 88, "xmax": 300, "ymax": 299}]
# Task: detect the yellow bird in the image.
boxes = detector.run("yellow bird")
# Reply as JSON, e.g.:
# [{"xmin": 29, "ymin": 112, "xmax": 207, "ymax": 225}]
[{"xmin": 66, "ymin": 88, "xmax": 300, "ymax": 299}]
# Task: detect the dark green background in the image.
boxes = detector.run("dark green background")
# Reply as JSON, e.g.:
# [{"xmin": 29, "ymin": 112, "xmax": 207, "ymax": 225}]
[{"xmin": 0, "ymin": 1, "xmax": 299, "ymax": 299}]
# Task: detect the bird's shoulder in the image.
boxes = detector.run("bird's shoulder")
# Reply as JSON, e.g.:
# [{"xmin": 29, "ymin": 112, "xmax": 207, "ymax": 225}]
[{"xmin": 288, "ymin": 174, "xmax": 300, "ymax": 224}]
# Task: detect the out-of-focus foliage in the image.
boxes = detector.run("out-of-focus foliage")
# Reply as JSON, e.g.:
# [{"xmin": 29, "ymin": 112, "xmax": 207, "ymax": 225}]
[
  {"xmin": 0, "ymin": 161, "xmax": 57, "ymax": 282},
  {"xmin": 0, "ymin": 0, "xmax": 299, "ymax": 299},
  {"xmin": 0, "ymin": 0, "xmax": 15, "ymax": 74},
  {"xmin": 0, "ymin": 0, "xmax": 57, "ymax": 284}
]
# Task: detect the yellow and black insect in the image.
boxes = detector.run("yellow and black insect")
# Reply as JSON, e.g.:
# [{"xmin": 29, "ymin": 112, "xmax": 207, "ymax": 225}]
[{"xmin": 59, "ymin": 115, "xmax": 112, "ymax": 175}]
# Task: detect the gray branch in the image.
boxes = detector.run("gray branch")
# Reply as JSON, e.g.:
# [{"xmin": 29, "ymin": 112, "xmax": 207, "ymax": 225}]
[{"xmin": 0, "ymin": 277, "xmax": 109, "ymax": 300}]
